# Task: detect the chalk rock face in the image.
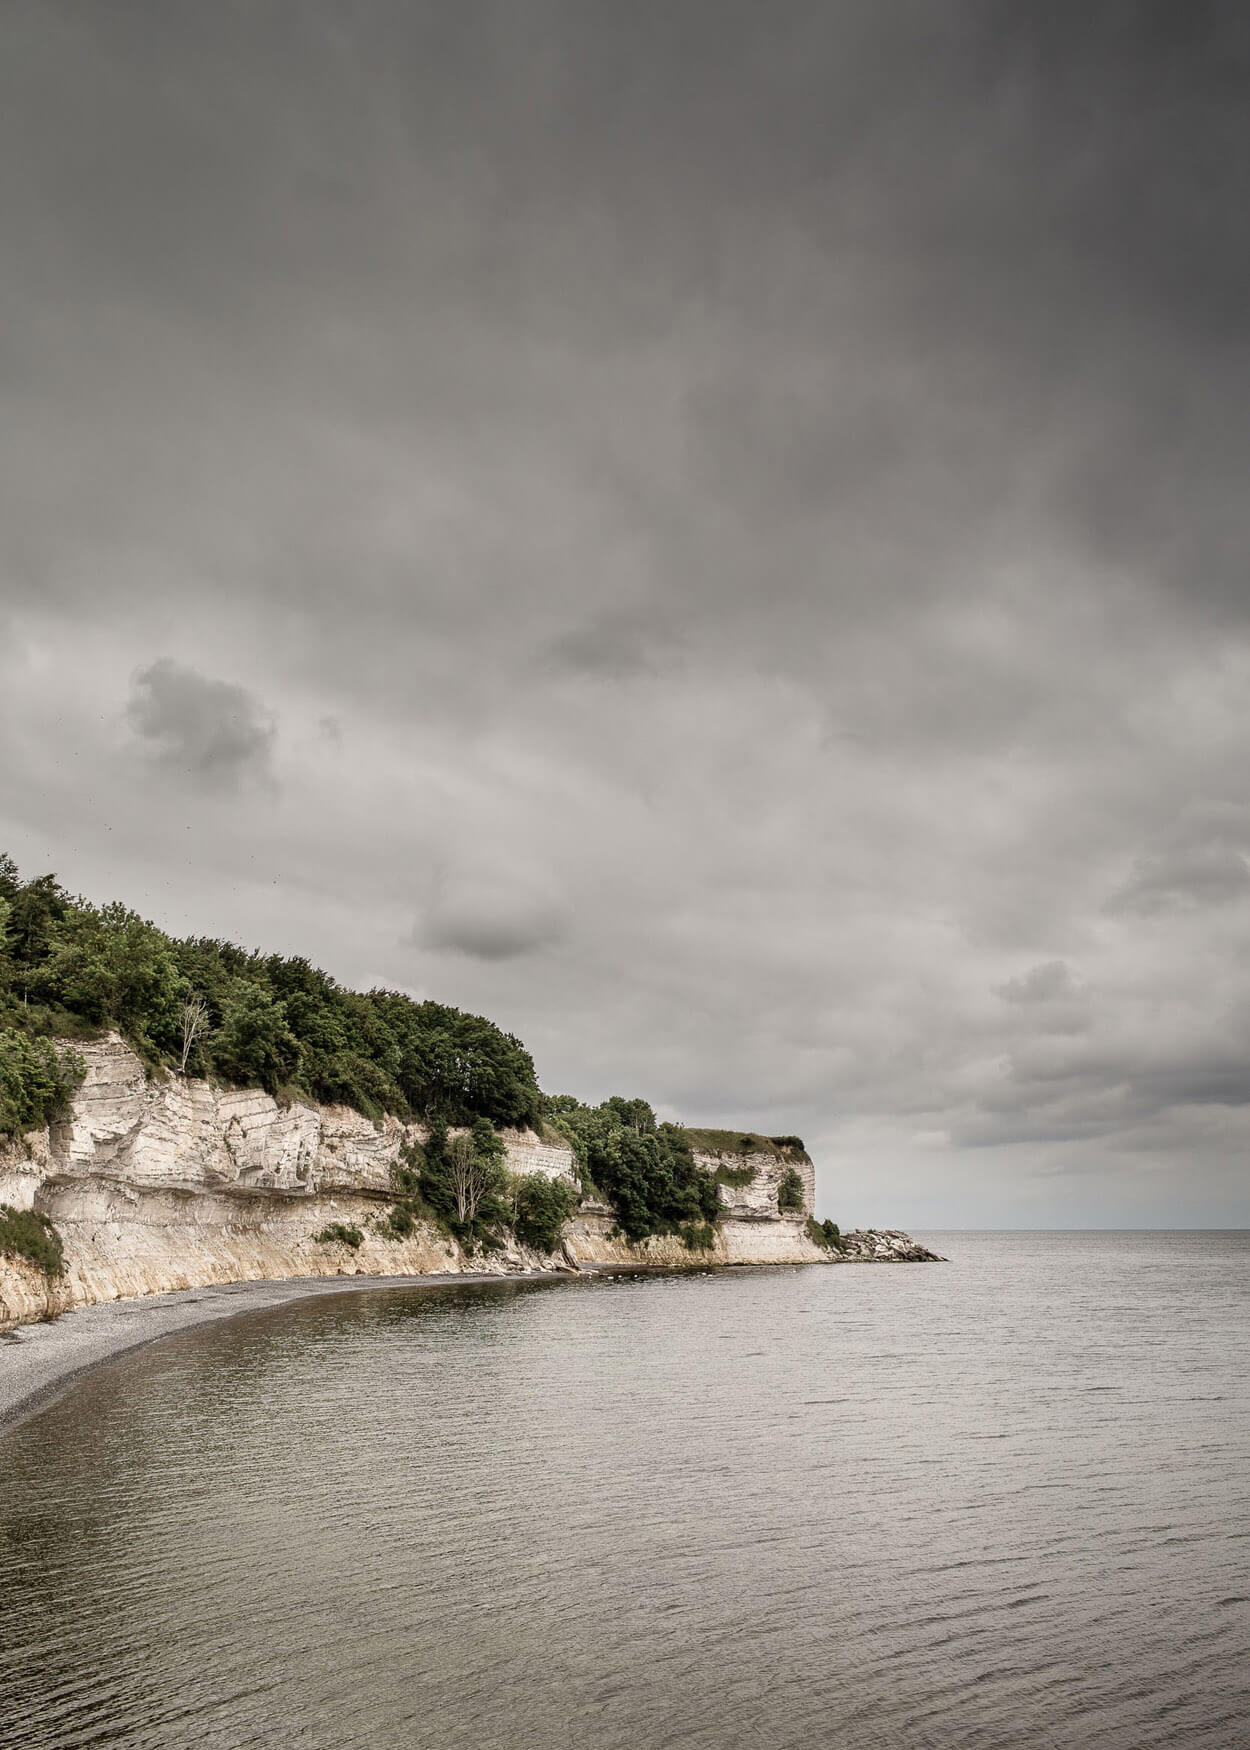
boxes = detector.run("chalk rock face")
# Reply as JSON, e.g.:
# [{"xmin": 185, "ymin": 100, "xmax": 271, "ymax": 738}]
[
  {"xmin": 0, "ymin": 1035, "xmax": 936, "ymax": 1331},
  {"xmin": 0, "ymin": 1035, "xmax": 586, "ymax": 1328},
  {"xmin": 44, "ymin": 1036, "xmax": 412, "ymax": 1198},
  {"xmin": 23, "ymin": 1036, "xmax": 579, "ymax": 1205},
  {"xmin": 561, "ymin": 1211, "xmax": 823, "ymax": 1269},
  {"xmin": 0, "ymin": 1253, "xmax": 64, "ymax": 1328},
  {"xmin": 495, "ymin": 1130, "xmax": 577, "ymax": 1184},
  {"xmin": 696, "ymin": 1148, "xmax": 815, "ymax": 1221},
  {"xmin": 0, "ymin": 1127, "xmax": 54, "ymax": 1212}
]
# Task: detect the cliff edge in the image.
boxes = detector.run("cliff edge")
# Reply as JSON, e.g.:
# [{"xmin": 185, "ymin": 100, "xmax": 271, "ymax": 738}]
[{"xmin": 0, "ymin": 1036, "xmax": 938, "ymax": 1329}]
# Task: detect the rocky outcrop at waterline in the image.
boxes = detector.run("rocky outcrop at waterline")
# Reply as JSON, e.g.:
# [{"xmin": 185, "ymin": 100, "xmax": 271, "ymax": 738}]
[{"xmin": 0, "ymin": 1035, "xmax": 938, "ymax": 1329}]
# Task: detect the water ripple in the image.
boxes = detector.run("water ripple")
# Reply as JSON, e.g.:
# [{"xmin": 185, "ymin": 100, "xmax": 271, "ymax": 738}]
[{"xmin": 0, "ymin": 1232, "xmax": 1247, "ymax": 1749}]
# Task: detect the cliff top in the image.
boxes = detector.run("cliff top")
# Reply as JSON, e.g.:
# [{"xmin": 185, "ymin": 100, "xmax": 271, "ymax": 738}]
[{"xmin": 682, "ymin": 1128, "xmax": 810, "ymax": 1161}]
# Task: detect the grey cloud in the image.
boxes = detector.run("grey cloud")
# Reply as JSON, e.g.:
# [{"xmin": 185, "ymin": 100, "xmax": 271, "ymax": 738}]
[
  {"xmin": 126, "ymin": 660, "xmax": 276, "ymax": 789},
  {"xmin": 997, "ymin": 962, "xmax": 1082, "ymax": 1005},
  {"xmin": 1110, "ymin": 846, "xmax": 1250, "ymax": 916},
  {"xmin": 417, "ymin": 876, "xmax": 568, "ymax": 963},
  {"xmin": 1109, "ymin": 805, "xmax": 1250, "ymax": 914},
  {"xmin": 4, "ymin": 3, "xmax": 1250, "ymax": 1224},
  {"xmin": 543, "ymin": 615, "xmax": 671, "ymax": 681}
]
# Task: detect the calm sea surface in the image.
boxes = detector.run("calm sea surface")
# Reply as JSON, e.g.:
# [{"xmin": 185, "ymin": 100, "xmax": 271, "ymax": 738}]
[{"xmin": 1, "ymin": 1232, "xmax": 1247, "ymax": 1749}]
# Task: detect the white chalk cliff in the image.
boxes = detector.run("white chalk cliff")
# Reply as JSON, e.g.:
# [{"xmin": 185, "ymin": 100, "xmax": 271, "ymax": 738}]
[{"xmin": 0, "ymin": 1035, "xmax": 935, "ymax": 1329}]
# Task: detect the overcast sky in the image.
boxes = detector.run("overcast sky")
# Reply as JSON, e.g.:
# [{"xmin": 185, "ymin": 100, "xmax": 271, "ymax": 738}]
[{"xmin": 4, "ymin": 3, "xmax": 1250, "ymax": 1227}]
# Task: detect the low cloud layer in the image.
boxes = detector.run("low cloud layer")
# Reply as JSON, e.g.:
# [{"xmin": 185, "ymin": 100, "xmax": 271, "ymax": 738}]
[{"xmin": 3, "ymin": 3, "xmax": 1250, "ymax": 1225}]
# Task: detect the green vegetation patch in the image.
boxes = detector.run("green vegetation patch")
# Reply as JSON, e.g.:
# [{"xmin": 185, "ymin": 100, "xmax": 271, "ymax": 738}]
[
  {"xmin": 384, "ymin": 1150, "xmax": 443, "ymax": 1241},
  {"xmin": 777, "ymin": 1167, "xmax": 806, "ymax": 1213},
  {"xmin": 712, "ymin": 1162, "xmax": 756, "ymax": 1187},
  {"xmin": 806, "ymin": 1216, "xmax": 844, "ymax": 1250},
  {"xmin": 388, "ymin": 1141, "xmax": 578, "ymax": 1256},
  {"xmin": 681, "ymin": 1128, "xmax": 809, "ymax": 1160},
  {"xmin": 0, "ymin": 1029, "xmax": 84, "ymax": 1138},
  {"xmin": 0, "ymin": 852, "xmax": 541, "ymax": 1132},
  {"xmin": 512, "ymin": 1173, "xmax": 579, "ymax": 1254},
  {"xmin": 0, "ymin": 1204, "xmax": 64, "ymax": 1276},
  {"xmin": 679, "ymin": 1221, "xmax": 717, "ymax": 1251},
  {"xmin": 544, "ymin": 1095, "xmax": 720, "ymax": 1244},
  {"xmin": 314, "ymin": 1221, "xmax": 364, "ymax": 1249},
  {"xmin": 414, "ymin": 1118, "xmax": 511, "ymax": 1245}
]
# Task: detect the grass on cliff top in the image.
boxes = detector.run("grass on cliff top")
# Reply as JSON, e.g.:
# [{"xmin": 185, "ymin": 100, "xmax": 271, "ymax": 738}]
[
  {"xmin": 0, "ymin": 1204, "xmax": 64, "ymax": 1276},
  {"xmin": 682, "ymin": 1128, "xmax": 809, "ymax": 1160}
]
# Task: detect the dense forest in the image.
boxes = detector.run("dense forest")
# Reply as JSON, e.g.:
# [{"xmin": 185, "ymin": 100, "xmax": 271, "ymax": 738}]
[
  {"xmin": 0, "ymin": 856, "xmax": 812, "ymax": 1247},
  {"xmin": 0, "ymin": 853, "xmax": 540, "ymax": 1136}
]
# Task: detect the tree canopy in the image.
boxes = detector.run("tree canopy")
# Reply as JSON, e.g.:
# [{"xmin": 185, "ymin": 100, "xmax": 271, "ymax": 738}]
[
  {"xmin": 0, "ymin": 855, "xmax": 822, "ymax": 1245},
  {"xmin": 544, "ymin": 1093, "xmax": 721, "ymax": 1242},
  {"xmin": 0, "ymin": 854, "xmax": 542, "ymax": 1132}
]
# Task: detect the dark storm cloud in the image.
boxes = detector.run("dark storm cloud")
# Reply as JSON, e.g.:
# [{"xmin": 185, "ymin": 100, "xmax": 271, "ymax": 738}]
[
  {"xmin": 4, "ymin": 2, "xmax": 1250, "ymax": 1222},
  {"xmin": 126, "ymin": 660, "xmax": 276, "ymax": 789}
]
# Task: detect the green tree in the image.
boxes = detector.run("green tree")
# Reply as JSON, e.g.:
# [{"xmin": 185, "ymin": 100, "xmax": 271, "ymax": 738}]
[
  {"xmin": 549, "ymin": 1096, "xmax": 720, "ymax": 1242},
  {"xmin": 0, "ymin": 855, "xmax": 546, "ymax": 1133},
  {"xmin": 40, "ymin": 903, "xmax": 184, "ymax": 1052},
  {"xmin": 417, "ymin": 1118, "xmax": 510, "ymax": 1236},
  {"xmin": 5, "ymin": 873, "xmax": 68, "ymax": 994},
  {"xmin": 0, "ymin": 895, "xmax": 12, "ymax": 1001},
  {"xmin": 212, "ymin": 983, "xmax": 300, "ymax": 1094},
  {"xmin": 512, "ymin": 1173, "xmax": 578, "ymax": 1253}
]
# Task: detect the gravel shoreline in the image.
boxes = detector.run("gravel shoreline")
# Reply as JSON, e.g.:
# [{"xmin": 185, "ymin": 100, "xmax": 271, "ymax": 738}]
[{"xmin": 0, "ymin": 1269, "xmax": 570, "ymax": 1435}]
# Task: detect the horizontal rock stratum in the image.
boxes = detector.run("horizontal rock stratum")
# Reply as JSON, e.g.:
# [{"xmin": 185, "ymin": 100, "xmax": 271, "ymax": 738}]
[{"xmin": 0, "ymin": 1035, "xmax": 938, "ymax": 1329}]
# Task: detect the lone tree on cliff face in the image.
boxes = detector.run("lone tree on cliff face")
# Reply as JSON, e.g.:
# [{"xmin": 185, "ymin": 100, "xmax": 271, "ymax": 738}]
[
  {"xmin": 446, "ymin": 1132, "xmax": 484, "ymax": 1223},
  {"xmin": 178, "ymin": 994, "xmax": 211, "ymax": 1074},
  {"xmin": 443, "ymin": 1120, "xmax": 508, "ymax": 1225}
]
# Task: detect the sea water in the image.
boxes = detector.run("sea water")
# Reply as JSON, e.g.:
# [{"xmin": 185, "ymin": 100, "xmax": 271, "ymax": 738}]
[{"xmin": 0, "ymin": 1231, "xmax": 1247, "ymax": 1748}]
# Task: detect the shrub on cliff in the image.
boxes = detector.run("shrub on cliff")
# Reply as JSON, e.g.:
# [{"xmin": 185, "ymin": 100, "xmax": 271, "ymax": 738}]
[
  {"xmin": 806, "ymin": 1217, "xmax": 843, "ymax": 1250},
  {"xmin": 0, "ymin": 1031, "xmax": 84, "ymax": 1137},
  {"xmin": 385, "ymin": 1147, "xmax": 442, "ymax": 1239},
  {"xmin": 777, "ymin": 1167, "xmax": 806, "ymax": 1213},
  {"xmin": 314, "ymin": 1221, "xmax": 363, "ymax": 1249},
  {"xmin": 0, "ymin": 1204, "xmax": 64, "ymax": 1276},
  {"xmin": 512, "ymin": 1173, "xmax": 578, "ymax": 1253}
]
